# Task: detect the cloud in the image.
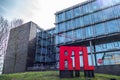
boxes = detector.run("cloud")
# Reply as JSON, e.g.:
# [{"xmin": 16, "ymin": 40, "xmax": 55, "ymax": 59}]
[{"xmin": 1, "ymin": 0, "xmax": 87, "ymax": 29}]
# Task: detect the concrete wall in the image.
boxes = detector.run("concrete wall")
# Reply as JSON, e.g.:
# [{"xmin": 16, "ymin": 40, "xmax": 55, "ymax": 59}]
[
  {"xmin": 3, "ymin": 22, "xmax": 39, "ymax": 74},
  {"xmin": 26, "ymin": 22, "xmax": 38, "ymax": 67}
]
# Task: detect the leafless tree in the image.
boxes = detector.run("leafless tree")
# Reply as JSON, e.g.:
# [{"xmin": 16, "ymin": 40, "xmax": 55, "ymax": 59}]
[
  {"xmin": 0, "ymin": 17, "xmax": 23, "ymax": 57},
  {"xmin": 10, "ymin": 19, "xmax": 23, "ymax": 28},
  {"xmin": 0, "ymin": 16, "xmax": 9, "ymax": 57}
]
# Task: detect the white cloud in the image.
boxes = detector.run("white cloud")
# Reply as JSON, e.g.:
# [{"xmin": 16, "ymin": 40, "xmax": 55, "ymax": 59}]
[{"xmin": 4, "ymin": 0, "xmax": 87, "ymax": 30}]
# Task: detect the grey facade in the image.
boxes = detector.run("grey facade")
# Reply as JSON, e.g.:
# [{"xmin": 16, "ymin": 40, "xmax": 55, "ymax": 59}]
[{"xmin": 3, "ymin": 22, "xmax": 41, "ymax": 74}]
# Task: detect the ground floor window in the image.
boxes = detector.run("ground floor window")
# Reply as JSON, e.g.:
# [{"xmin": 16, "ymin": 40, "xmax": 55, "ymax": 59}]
[{"xmin": 96, "ymin": 51, "xmax": 120, "ymax": 66}]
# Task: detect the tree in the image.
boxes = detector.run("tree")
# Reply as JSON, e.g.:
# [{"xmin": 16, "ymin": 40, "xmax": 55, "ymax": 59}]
[
  {"xmin": 10, "ymin": 19, "xmax": 23, "ymax": 28},
  {"xmin": 0, "ymin": 17, "xmax": 23, "ymax": 57},
  {"xmin": 0, "ymin": 17, "xmax": 9, "ymax": 57}
]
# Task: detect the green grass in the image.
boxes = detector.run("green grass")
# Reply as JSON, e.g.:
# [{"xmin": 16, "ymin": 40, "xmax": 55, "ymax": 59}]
[{"xmin": 0, "ymin": 71, "xmax": 120, "ymax": 80}]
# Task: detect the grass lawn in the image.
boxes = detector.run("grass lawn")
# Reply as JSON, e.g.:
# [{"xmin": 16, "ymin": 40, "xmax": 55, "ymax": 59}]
[{"xmin": 0, "ymin": 71, "xmax": 120, "ymax": 80}]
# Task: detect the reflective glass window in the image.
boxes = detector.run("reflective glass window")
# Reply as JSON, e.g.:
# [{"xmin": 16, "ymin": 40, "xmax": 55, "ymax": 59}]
[
  {"xmin": 71, "ymin": 20, "xmax": 75, "ymax": 29},
  {"xmin": 83, "ymin": 15, "xmax": 92, "ymax": 26},
  {"xmin": 55, "ymin": 35, "xmax": 59, "ymax": 45},
  {"xmin": 97, "ymin": 51, "xmax": 120, "ymax": 66},
  {"xmin": 113, "ymin": 5, "xmax": 120, "ymax": 18},
  {"xmin": 66, "ymin": 31, "xmax": 73, "ymax": 42},
  {"xmin": 75, "ymin": 18, "xmax": 80, "ymax": 28},
  {"xmin": 83, "ymin": 3, "xmax": 92, "ymax": 14},
  {"xmin": 94, "ymin": 23, "xmax": 106, "ymax": 36},
  {"xmin": 66, "ymin": 20, "xmax": 74, "ymax": 30},
  {"xmin": 85, "ymin": 26, "xmax": 94, "ymax": 38},
  {"xmin": 58, "ymin": 22, "xmax": 66, "ymax": 32},
  {"xmin": 66, "ymin": 10, "xmax": 73, "ymax": 20},
  {"xmin": 58, "ymin": 33, "xmax": 65, "ymax": 44},
  {"xmin": 102, "ymin": 7, "xmax": 115, "ymax": 20},
  {"xmin": 74, "ymin": 7, "xmax": 81, "ymax": 17},
  {"xmin": 73, "ymin": 31, "xmax": 77, "ymax": 41},
  {"xmin": 58, "ymin": 12, "xmax": 65, "ymax": 22},
  {"xmin": 91, "ymin": 1, "xmax": 99, "ymax": 11},
  {"xmin": 95, "ymin": 41, "xmax": 120, "ymax": 52},
  {"xmin": 76, "ymin": 29, "xmax": 83, "ymax": 40},
  {"xmin": 75, "ymin": 17, "xmax": 84, "ymax": 28},
  {"xmin": 105, "ymin": 20, "xmax": 119, "ymax": 33},
  {"xmin": 117, "ymin": 19, "xmax": 120, "ymax": 29}
]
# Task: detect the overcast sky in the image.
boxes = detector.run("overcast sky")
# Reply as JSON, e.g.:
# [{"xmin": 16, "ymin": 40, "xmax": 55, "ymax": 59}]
[{"xmin": 0, "ymin": 0, "xmax": 87, "ymax": 30}]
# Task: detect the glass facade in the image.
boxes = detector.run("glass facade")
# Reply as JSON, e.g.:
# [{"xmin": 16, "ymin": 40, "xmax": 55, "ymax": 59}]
[
  {"xmin": 34, "ymin": 28, "xmax": 56, "ymax": 68},
  {"xmin": 56, "ymin": 0, "xmax": 120, "ymax": 44},
  {"xmin": 55, "ymin": 0, "xmax": 120, "ymax": 68}
]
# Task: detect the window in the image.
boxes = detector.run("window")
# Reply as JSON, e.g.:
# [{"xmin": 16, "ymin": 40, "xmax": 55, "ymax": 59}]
[
  {"xmin": 58, "ymin": 22, "xmax": 66, "ymax": 32},
  {"xmin": 58, "ymin": 33, "xmax": 65, "ymax": 44},
  {"xmin": 105, "ymin": 20, "xmax": 119, "ymax": 33},
  {"xmin": 76, "ymin": 29, "xmax": 83, "ymax": 40},
  {"xmin": 85, "ymin": 26, "xmax": 94, "ymax": 38},
  {"xmin": 57, "ymin": 12, "xmax": 65, "ymax": 22},
  {"xmin": 66, "ymin": 20, "xmax": 74, "ymax": 30},
  {"xmin": 113, "ymin": 5, "xmax": 120, "ymax": 18},
  {"xmin": 66, "ymin": 10, "xmax": 73, "ymax": 20},
  {"xmin": 83, "ymin": 3, "xmax": 92, "ymax": 14},
  {"xmin": 75, "ymin": 17, "xmax": 84, "ymax": 28},
  {"xmin": 73, "ymin": 31, "xmax": 77, "ymax": 41},
  {"xmin": 66, "ymin": 31, "xmax": 73, "ymax": 42},
  {"xmin": 83, "ymin": 15, "xmax": 92, "ymax": 26},
  {"xmin": 102, "ymin": 7, "xmax": 115, "ymax": 20},
  {"xmin": 94, "ymin": 23, "xmax": 106, "ymax": 36},
  {"xmin": 91, "ymin": 12, "xmax": 99, "ymax": 23},
  {"xmin": 91, "ymin": 1, "xmax": 99, "ymax": 11},
  {"xmin": 95, "ymin": 41, "xmax": 120, "ymax": 52},
  {"xmin": 101, "ymin": 52, "xmax": 120, "ymax": 65},
  {"xmin": 75, "ymin": 18, "xmax": 80, "ymax": 28},
  {"xmin": 71, "ymin": 20, "xmax": 75, "ymax": 29},
  {"xmin": 74, "ymin": 7, "xmax": 81, "ymax": 17},
  {"xmin": 55, "ymin": 35, "xmax": 59, "ymax": 45}
]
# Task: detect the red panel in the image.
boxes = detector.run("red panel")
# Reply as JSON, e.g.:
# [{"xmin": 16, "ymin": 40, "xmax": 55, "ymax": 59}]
[
  {"xmin": 72, "ymin": 47, "xmax": 81, "ymax": 70},
  {"xmin": 82, "ymin": 47, "xmax": 94, "ymax": 70},
  {"xmin": 59, "ymin": 46, "xmax": 73, "ymax": 70}
]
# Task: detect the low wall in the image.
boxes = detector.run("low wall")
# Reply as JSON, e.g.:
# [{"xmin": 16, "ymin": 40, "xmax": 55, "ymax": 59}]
[{"xmin": 95, "ymin": 65, "xmax": 120, "ymax": 76}]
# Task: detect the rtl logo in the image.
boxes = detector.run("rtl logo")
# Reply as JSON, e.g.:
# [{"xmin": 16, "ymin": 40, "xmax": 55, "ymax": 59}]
[{"xmin": 59, "ymin": 46, "xmax": 94, "ymax": 78}]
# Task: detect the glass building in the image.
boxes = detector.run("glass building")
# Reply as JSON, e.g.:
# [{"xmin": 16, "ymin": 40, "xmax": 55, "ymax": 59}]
[
  {"xmin": 34, "ymin": 28, "xmax": 56, "ymax": 69},
  {"xmin": 54, "ymin": 0, "xmax": 120, "ymax": 75}
]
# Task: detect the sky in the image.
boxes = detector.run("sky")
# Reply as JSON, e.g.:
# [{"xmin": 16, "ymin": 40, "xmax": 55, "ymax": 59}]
[{"xmin": 0, "ymin": 0, "xmax": 87, "ymax": 30}]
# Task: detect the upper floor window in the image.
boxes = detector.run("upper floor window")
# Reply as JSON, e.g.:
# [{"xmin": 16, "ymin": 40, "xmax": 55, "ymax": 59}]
[
  {"xmin": 66, "ymin": 10, "xmax": 73, "ymax": 20},
  {"xmin": 74, "ymin": 7, "xmax": 81, "ymax": 17},
  {"xmin": 85, "ymin": 26, "xmax": 94, "ymax": 38},
  {"xmin": 105, "ymin": 20, "xmax": 119, "ymax": 33},
  {"xmin": 94, "ymin": 23, "xmax": 106, "ymax": 36},
  {"xmin": 57, "ymin": 12, "xmax": 65, "ymax": 22}
]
